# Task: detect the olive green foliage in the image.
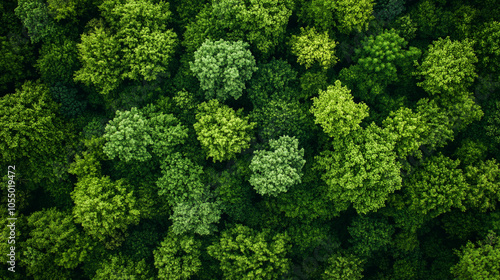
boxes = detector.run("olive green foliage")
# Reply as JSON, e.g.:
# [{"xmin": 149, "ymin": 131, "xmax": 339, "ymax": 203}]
[
  {"xmin": 46, "ymin": 0, "xmax": 79, "ymax": 21},
  {"xmin": 22, "ymin": 208, "xmax": 94, "ymax": 277},
  {"xmin": 249, "ymin": 136, "xmax": 306, "ymax": 197},
  {"xmin": 323, "ymin": 253, "xmax": 364, "ymax": 280},
  {"xmin": 184, "ymin": 0, "xmax": 293, "ymax": 56},
  {"xmin": 416, "ymin": 37, "xmax": 478, "ymax": 95},
  {"xmin": 475, "ymin": 21, "xmax": 500, "ymax": 78},
  {"xmin": 247, "ymin": 59, "xmax": 298, "ymax": 107},
  {"xmin": 190, "ymin": 39, "xmax": 257, "ymax": 101},
  {"xmin": 464, "ymin": 159, "xmax": 500, "ymax": 212},
  {"xmin": 154, "ymin": 231, "xmax": 202, "ymax": 280},
  {"xmin": 94, "ymin": 253, "xmax": 154, "ymax": 280},
  {"xmin": 36, "ymin": 38, "xmax": 80, "ymax": 85},
  {"xmin": 404, "ymin": 154, "xmax": 468, "ymax": 219},
  {"xmin": 315, "ymin": 124, "xmax": 402, "ymax": 214},
  {"xmin": 74, "ymin": 0, "xmax": 177, "ymax": 94},
  {"xmin": 310, "ymin": 80, "xmax": 369, "ymax": 138},
  {"xmin": 71, "ymin": 176, "xmax": 141, "ymax": 248},
  {"xmin": 291, "ymin": 27, "xmax": 338, "ymax": 70},
  {"xmin": 156, "ymin": 152, "xmax": 205, "ymax": 207},
  {"xmin": 193, "ymin": 99, "xmax": 255, "ymax": 162},
  {"xmin": 170, "ymin": 201, "xmax": 222, "ymax": 236},
  {"xmin": 207, "ymin": 224, "xmax": 291, "ymax": 280},
  {"xmin": 0, "ymin": 35, "xmax": 32, "ymax": 93},
  {"xmin": 382, "ymin": 107, "xmax": 429, "ymax": 158},
  {"xmin": 299, "ymin": 0, "xmax": 375, "ymax": 34},
  {"xmin": 0, "ymin": 81, "xmax": 65, "ymax": 161},
  {"xmin": 15, "ymin": 0, "xmax": 60, "ymax": 43},
  {"xmin": 451, "ymin": 232, "xmax": 500, "ymax": 280}
]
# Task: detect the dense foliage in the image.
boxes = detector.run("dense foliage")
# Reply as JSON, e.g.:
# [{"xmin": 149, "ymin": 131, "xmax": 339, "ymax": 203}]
[{"xmin": 1, "ymin": 0, "xmax": 499, "ymax": 278}]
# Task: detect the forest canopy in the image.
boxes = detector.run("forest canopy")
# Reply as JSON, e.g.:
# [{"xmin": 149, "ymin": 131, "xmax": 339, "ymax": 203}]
[{"xmin": 1, "ymin": 0, "xmax": 500, "ymax": 279}]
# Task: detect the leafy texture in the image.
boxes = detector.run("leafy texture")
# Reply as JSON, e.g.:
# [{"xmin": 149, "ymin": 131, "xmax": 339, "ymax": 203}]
[
  {"xmin": 169, "ymin": 201, "xmax": 222, "ymax": 236},
  {"xmin": 194, "ymin": 99, "xmax": 255, "ymax": 162},
  {"xmin": 416, "ymin": 37, "xmax": 478, "ymax": 95},
  {"xmin": 315, "ymin": 124, "xmax": 402, "ymax": 214},
  {"xmin": 207, "ymin": 224, "xmax": 291, "ymax": 280},
  {"xmin": 190, "ymin": 39, "xmax": 257, "ymax": 102},
  {"xmin": 71, "ymin": 176, "xmax": 141, "ymax": 248},
  {"xmin": 291, "ymin": 27, "xmax": 338, "ymax": 70},
  {"xmin": 310, "ymin": 80, "xmax": 369, "ymax": 138},
  {"xmin": 154, "ymin": 231, "xmax": 202, "ymax": 280},
  {"xmin": 249, "ymin": 136, "xmax": 306, "ymax": 197}
]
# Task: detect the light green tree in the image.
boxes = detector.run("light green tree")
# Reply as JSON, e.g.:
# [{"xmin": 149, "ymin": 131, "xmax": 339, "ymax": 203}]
[
  {"xmin": 71, "ymin": 176, "xmax": 140, "ymax": 248},
  {"xmin": 154, "ymin": 230, "xmax": 202, "ymax": 280},
  {"xmin": 310, "ymin": 80, "xmax": 369, "ymax": 138},
  {"xmin": 207, "ymin": 224, "xmax": 291, "ymax": 280},
  {"xmin": 315, "ymin": 124, "xmax": 402, "ymax": 214},
  {"xmin": 382, "ymin": 107, "xmax": 429, "ymax": 159},
  {"xmin": 249, "ymin": 136, "xmax": 305, "ymax": 197},
  {"xmin": 415, "ymin": 37, "xmax": 478, "ymax": 95},
  {"xmin": 291, "ymin": 27, "xmax": 338, "ymax": 70},
  {"xmin": 451, "ymin": 232, "xmax": 500, "ymax": 280},
  {"xmin": 190, "ymin": 39, "xmax": 257, "ymax": 102},
  {"xmin": 193, "ymin": 99, "xmax": 255, "ymax": 162},
  {"xmin": 464, "ymin": 159, "xmax": 500, "ymax": 212}
]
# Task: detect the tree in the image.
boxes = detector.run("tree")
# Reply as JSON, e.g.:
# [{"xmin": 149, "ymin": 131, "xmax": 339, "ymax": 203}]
[
  {"xmin": 193, "ymin": 99, "xmax": 255, "ymax": 162},
  {"xmin": 71, "ymin": 176, "xmax": 141, "ymax": 248},
  {"xmin": 464, "ymin": 159, "xmax": 500, "ymax": 212},
  {"xmin": 154, "ymin": 230, "xmax": 202, "ymax": 280},
  {"xmin": 103, "ymin": 107, "xmax": 153, "ymax": 162},
  {"xmin": 207, "ymin": 224, "xmax": 291, "ymax": 280},
  {"xmin": 474, "ymin": 21, "xmax": 500, "ymax": 78},
  {"xmin": 156, "ymin": 152, "xmax": 206, "ymax": 207},
  {"xmin": 451, "ymin": 231, "xmax": 500, "ymax": 280},
  {"xmin": 183, "ymin": 0, "xmax": 293, "ymax": 56},
  {"xmin": 299, "ymin": 0, "xmax": 375, "ymax": 34},
  {"xmin": 169, "ymin": 200, "xmax": 222, "ymax": 236},
  {"xmin": 190, "ymin": 39, "xmax": 257, "ymax": 102},
  {"xmin": 404, "ymin": 154, "xmax": 468, "ymax": 219},
  {"xmin": 15, "ymin": 0, "xmax": 61, "ymax": 43},
  {"xmin": 355, "ymin": 29, "xmax": 420, "ymax": 84},
  {"xmin": 103, "ymin": 106, "xmax": 188, "ymax": 162},
  {"xmin": 322, "ymin": 253, "xmax": 364, "ymax": 280},
  {"xmin": 22, "ymin": 208, "xmax": 95, "ymax": 278},
  {"xmin": 382, "ymin": 107, "xmax": 429, "ymax": 159},
  {"xmin": 310, "ymin": 80, "xmax": 369, "ymax": 138},
  {"xmin": 315, "ymin": 124, "xmax": 402, "ymax": 214},
  {"xmin": 290, "ymin": 27, "xmax": 338, "ymax": 70},
  {"xmin": 249, "ymin": 136, "xmax": 306, "ymax": 197},
  {"xmin": 36, "ymin": 37, "xmax": 80, "ymax": 85},
  {"xmin": 415, "ymin": 37, "xmax": 478, "ymax": 96},
  {"xmin": 74, "ymin": 0, "xmax": 177, "ymax": 94},
  {"xmin": 93, "ymin": 253, "xmax": 154, "ymax": 280}
]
